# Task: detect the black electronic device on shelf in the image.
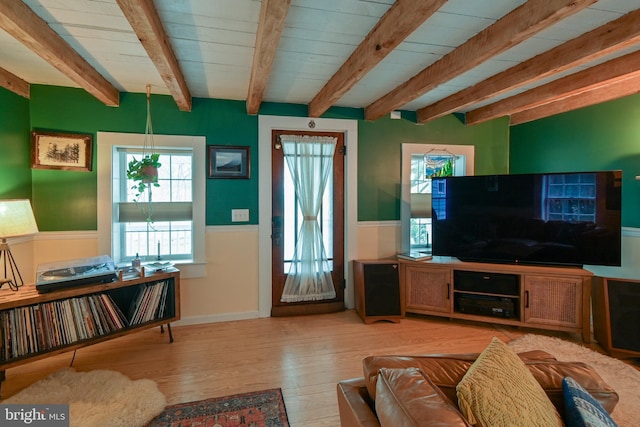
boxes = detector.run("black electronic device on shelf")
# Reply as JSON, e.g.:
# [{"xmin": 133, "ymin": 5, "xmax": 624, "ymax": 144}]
[
  {"xmin": 432, "ymin": 170, "xmax": 622, "ymax": 268},
  {"xmin": 456, "ymin": 294, "xmax": 516, "ymax": 318},
  {"xmin": 35, "ymin": 255, "xmax": 118, "ymax": 293},
  {"xmin": 453, "ymin": 270, "xmax": 519, "ymax": 296},
  {"xmin": 453, "ymin": 270, "xmax": 520, "ymax": 319}
]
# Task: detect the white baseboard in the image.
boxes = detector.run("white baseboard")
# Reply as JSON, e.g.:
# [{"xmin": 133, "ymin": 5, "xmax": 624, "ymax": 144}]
[{"xmin": 172, "ymin": 311, "xmax": 260, "ymax": 327}]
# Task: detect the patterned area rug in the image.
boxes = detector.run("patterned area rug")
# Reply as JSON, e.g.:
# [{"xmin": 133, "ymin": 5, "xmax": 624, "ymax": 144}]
[{"xmin": 147, "ymin": 388, "xmax": 289, "ymax": 427}]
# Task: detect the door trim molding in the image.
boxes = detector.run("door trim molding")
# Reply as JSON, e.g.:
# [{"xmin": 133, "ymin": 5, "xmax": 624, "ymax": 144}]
[{"xmin": 258, "ymin": 115, "xmax": 358, "ymax": 317}]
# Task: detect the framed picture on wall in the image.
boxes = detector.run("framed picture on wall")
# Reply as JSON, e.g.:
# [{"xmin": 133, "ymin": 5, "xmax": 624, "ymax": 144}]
[
  {"xmin": 31, "ymin": 130, "xmax": 93, "ymax": 172},
  {"xmin": 208, "ymin": 145, "xmax": 250, "ymax": 179}
]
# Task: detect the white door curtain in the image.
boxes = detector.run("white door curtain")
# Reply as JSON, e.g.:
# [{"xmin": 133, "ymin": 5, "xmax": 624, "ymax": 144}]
[{"xmin": 280, "ymin": 134, "xmax": 337, "ymax": 303}]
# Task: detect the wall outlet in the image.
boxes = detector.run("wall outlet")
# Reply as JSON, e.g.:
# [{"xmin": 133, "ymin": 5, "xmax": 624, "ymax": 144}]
[{"xmin": 231, "ymin": 209, "xmax": 249, "ymax": 222}]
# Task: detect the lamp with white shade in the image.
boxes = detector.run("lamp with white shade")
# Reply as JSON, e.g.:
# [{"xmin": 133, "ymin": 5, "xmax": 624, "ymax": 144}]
[{"xmin": 0, "ymin": 199, "xmax": 39, "ymax": 291}]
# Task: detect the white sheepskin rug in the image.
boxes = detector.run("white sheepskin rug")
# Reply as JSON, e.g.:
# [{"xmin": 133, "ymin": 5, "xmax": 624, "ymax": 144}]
[
  {"xmin": 508, "ymin": 333, "xmax": 640, "ymax": 427},
  {"xmin": 2, "ymin": 367, "xmax": 167, "ymax": 427}
]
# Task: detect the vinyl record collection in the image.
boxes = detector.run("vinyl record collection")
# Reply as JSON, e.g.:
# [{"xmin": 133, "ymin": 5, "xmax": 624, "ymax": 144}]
[
  {"xmin": 129, "ymin": 280, "xmax": 170, "ymax": 326},
  {"xmin": 0, "ymin": 280, "xmax": 172, "ymax": 361}
]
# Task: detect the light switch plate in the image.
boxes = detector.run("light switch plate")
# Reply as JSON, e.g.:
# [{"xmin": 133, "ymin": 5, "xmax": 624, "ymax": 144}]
[{"xmin": 231, "ymin": 209, "xmax": 249, "ymax": 222}]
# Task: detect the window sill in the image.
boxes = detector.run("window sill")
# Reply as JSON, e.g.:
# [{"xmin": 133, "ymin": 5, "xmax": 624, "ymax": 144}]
[
  {"xmin": 169, "ymin": 261, "xmax": 207, "ymax": 279},
  {"xmin": 130, "ymin": 261, "xmax": 206, "ymax": 279}
]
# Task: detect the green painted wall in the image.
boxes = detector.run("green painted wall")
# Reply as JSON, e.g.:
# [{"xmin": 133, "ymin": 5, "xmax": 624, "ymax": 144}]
[
  {"xmin": 358, "ymin": 114, "xmax": 510, "ymax": 221},
  {"xmin": 0, "ymin": 85, "xmax": 510, "ymax": 230},
  {"xmin": 29, "ymin": 85, "xmax": 260, "ymax": 230},
  {"xmin": 0, "ymin": 88, "xmax": 31, "ymax": 199},
  {"xmin": 510, "ymin": 93, "xmax": 640, "ymax": 227}
]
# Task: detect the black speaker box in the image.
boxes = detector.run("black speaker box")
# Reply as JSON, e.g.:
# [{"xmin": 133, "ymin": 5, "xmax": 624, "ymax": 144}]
[
  {"xmin": 593, "ymin": 277, "xmax": 640, "ymax": 357},
  {"xmin": 353, "ymin": 260, "xmax": 402, "ymax": 323}
]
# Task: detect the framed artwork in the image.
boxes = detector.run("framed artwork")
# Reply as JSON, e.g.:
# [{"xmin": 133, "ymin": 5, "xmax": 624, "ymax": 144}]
[
  {"xmin": 208, "ymin": 145, "xmax": 250, "ymax": 179},
  {"xmin": 31, "ymin": 131, "xmax": 93, "ymax": 172}
]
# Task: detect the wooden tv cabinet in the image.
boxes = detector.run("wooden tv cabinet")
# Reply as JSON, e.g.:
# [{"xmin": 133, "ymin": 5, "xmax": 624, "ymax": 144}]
[
  {"xmin": 0, "ymin": 269, "xmax": 180, "ymax": 393},
  {"xmin": 399, "ymin": 258, "xmax": 592, "ymax": 342}
]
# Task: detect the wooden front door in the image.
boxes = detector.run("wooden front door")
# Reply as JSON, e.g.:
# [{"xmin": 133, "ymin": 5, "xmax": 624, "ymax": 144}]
[{"xmin": 271, "ymin": 130, "xmax": 345, "ymax": 316}]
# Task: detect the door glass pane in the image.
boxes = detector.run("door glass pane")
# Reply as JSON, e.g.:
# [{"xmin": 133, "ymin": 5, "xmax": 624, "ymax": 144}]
[
  {"xmin": 283, "ymin": 161, "xmax": 334, "ymax": 271},
  {"xmin": 283, "ymin": 163, "xmax": 298, "ymax": 267},
  {"xmin": 322, "ymin": 172, "xmax": 334, "ymax": 270}
]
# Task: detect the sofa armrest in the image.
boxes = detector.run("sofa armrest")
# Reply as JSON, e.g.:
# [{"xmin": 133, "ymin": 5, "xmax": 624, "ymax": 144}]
[
  {"xmin": 337, "ymin": 378, "xmax": 381, "ymax": 427},
  {"xmin": 527, "ymin": 360, "xmax": 619, "ymax": 415}
]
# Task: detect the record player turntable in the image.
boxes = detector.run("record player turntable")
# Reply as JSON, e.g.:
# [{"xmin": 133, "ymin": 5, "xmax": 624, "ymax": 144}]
[{"xmin": 36, "ymin": 255, "xmax": 118, "ymax": 293}]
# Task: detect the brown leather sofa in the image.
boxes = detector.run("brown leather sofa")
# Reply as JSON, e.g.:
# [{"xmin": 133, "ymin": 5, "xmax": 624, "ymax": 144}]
[{"xmin": 337, "ymin": 350, "xmax": 618, "ymax": 427}]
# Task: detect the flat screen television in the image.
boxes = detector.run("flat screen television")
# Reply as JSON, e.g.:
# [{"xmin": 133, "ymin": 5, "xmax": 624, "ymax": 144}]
[{"xmin": 431, "ymin": 171, "xmax": 622, "ymax": 267}]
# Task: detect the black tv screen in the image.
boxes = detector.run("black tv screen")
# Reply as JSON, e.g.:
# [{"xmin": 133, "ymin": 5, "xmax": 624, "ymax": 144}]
[{"xmin": 431, "ymin": 171, "xmax": 622, "ymax": 267}]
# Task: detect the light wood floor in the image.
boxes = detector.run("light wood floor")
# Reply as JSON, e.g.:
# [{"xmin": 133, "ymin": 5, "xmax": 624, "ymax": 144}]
[{"xmin": 1, "ymin": 310, "xmax": 594, "ymax": 426}]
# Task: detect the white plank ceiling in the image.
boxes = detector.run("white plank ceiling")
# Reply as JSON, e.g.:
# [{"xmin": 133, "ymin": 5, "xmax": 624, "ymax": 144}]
[{"xmin": 1, "ymin": 0, "xmax": 640, "ymax": 125}]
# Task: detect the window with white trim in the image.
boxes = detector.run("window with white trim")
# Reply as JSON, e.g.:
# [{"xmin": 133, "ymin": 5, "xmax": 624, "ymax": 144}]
[
  {"xmin": 115, "ymin": 148, "xmax": 193, "ymax": 262},
  {"xmin": 400, "ymin": 143, "xmax": 474, "ymax": 254},
  {"xmin": 97, "ymin": 132, "xmax": 206, "ymax": 275}
]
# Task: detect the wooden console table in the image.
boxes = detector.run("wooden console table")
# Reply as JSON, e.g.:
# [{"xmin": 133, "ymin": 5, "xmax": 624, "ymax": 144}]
[
  {"xmin": 400, "ymin": 258, "xmax": 592, "ymax": 342},
  {"xmin": 0, "ymin": 269, "xmax": 180, "ymax": 393}
]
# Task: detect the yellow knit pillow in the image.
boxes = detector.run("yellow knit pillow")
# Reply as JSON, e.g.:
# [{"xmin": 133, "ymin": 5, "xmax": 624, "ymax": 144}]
[{"xmin": 456, "ymin": 337, "xmax": 563, "ymax": 427}]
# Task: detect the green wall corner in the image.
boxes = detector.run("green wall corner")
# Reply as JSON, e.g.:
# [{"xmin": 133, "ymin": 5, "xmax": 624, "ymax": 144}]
[{"xmin": 0, "ymin": 88, "xmax": 31, "ymax": 200}]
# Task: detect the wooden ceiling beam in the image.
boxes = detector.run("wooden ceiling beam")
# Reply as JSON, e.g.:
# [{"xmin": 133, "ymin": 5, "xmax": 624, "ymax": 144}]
[
  {"xmin": 510, "ymin": 74, "xmax": 640, "ymax": 126},
  {"xmin": 417, "ymin": 8, "xmax": 640, "ymax": 124},
  {"xmin": 466, "ymin": 49, "xmax": 640, "ymax": 126},
  {"xmin": 246, "ymin": 0, "xmax": 291, "ymax": 115},
  {"xmin": 117, "ymin": 0, "xmax": 191, "ymax": 112},
  {"xmin": 364, "ymin": 0, "xmax": 596, "ymax": 121},
  {"xmin": 0, "ymin": 66, "xmax": 29, "ymax": 99},
  {"xmin": 0, "ymin": 0, "xmax": 119, "ymax": 106},
  {"xmin": 308, "ymin": 0, "xmax": 446, "ymax": 118}
]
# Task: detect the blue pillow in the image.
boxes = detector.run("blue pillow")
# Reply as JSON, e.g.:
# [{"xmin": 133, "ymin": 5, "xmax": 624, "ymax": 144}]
[{"xmin": 563, "ymin": 376, "xmax": 618, "ymax": 427}]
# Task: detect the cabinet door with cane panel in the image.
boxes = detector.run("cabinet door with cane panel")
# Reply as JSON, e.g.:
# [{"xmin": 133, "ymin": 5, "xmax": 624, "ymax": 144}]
[
  {"xmin": 403, "ymin": 264, "xmax": 451, "ymax": 315},
  {"xmin": 523, "ymin": 275, "xmax": 586, "ymax": 329}
]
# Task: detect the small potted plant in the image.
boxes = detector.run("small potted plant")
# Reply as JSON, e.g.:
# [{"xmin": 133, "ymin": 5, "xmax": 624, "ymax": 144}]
[{"xmin": 126, "ymin": 153, "xmax": 161, "ymax": 220}]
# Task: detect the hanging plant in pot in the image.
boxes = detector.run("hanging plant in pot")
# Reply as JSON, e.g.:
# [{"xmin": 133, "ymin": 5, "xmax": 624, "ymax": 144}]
[
  {"xmin": 127, "ymin": 153, "xmax": 161, "ymax": 197},
  {"xmin": 126, "ymin": 84, "xmax": 161, "ymax": 222}
]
